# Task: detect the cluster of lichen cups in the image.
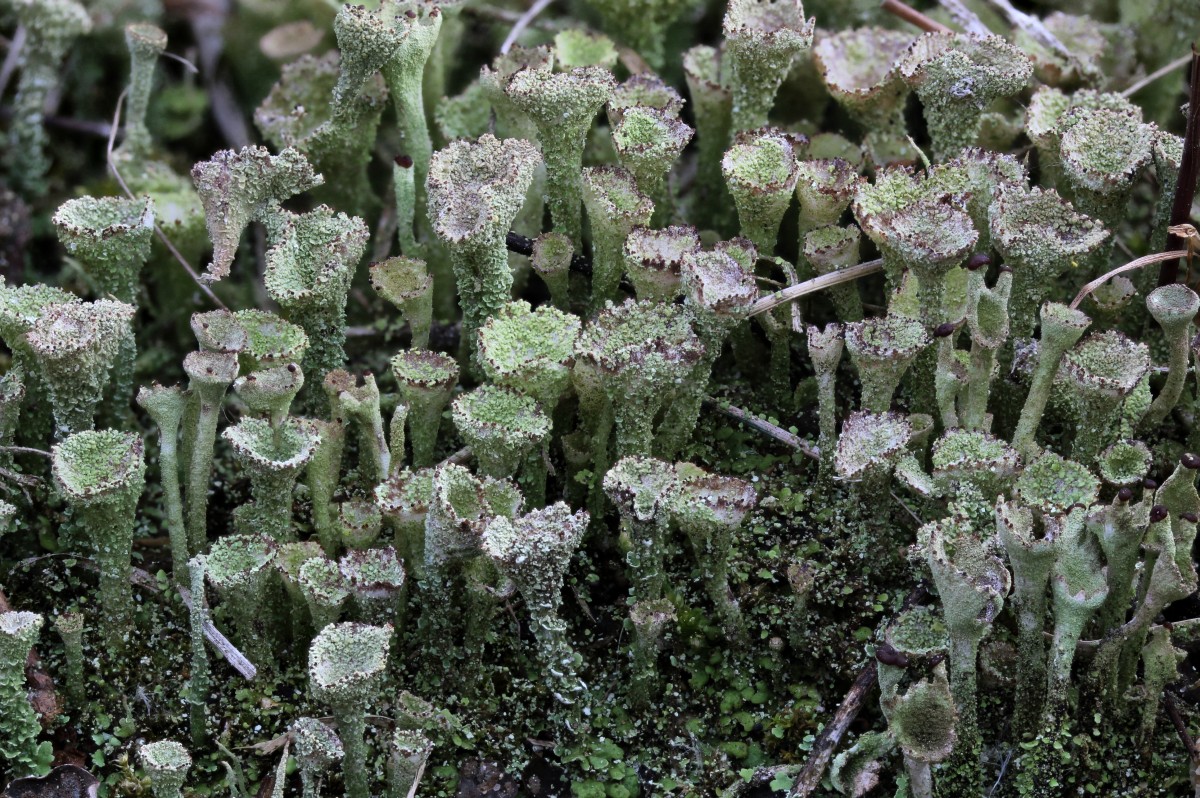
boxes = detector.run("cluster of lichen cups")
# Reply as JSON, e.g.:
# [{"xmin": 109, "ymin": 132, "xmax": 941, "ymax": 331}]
[{"xmin": 4, "ymin": 0, "xmax": 1200, "ymax": 794}]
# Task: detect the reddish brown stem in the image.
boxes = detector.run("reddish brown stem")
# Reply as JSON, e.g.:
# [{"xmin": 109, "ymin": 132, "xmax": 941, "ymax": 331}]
[{"xmin": 1160, "ymin": 46, "xmax": 1200, "ymax": 287}]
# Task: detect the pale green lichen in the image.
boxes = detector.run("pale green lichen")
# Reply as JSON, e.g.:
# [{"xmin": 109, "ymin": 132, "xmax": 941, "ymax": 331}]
[
  {"xmin": 622, "ymin": 225, "xmax": 700, "ymax": 305},
  {"xmin": 53, "ymin": 195, "xmax": 155, "ymax": 305},
  {"xmin": 897, "ymin": 33, "xmax": 1032, "ymax": 161},
  {"xmin": 120, "ymin": 23, "xmax": 167, "ymax": 161},
  {"xmin": 604, "ymin": 456, "xmax": 680, "ymax": 606},
  {"xmin": 844, "ymin": 314, "xmax": 928, "ymax": 413},
  {"xmin": 337, "ymin": 501, "xmax": 384, "ymax": 551},
  {"xmin": 1012, "ymin": 303, "xmax": 1092, "ymax": 457},
  {"xmin": 298, "ymin": 557, "xmax": 351, "ymax": 633},
  {"xmin": 26, "ymin": 299, "xmax": 135, "ymax": 440},
  {"xmin": 451, "ymin": 385, "xmax": 550, "ymax": 480},
  {"xmin": 812, "ymin": 27, "xmax": 913, "ymax": 135},
  {"xmin": 482, "ymin": 503, "xmax": 590, "ymax": 708},
  {"xmin": 504, "ymin": 65, "xmax": 616, "ymax": 244},
  {"xmin": 611, "ymin": 107, "xmax": 693, "ymax": 225},
  {"xmin": 476, "ymin": 300, "xmax": 580, "ymax": 415},
  {"xmin": 136, "ymin": 383, "xmax": 190, "ymax": 582},
  {"xmin": 263, "ymin": 206, "xmax": 369, "ymax": 400},
  {"xmin": 1014, "ymin": 450, "xmax": 1100, "ymax": 516},
  {"xmin": 292, "ymin": 717, "xmax": 344, "ymax": 798},
  {"xmin": 682, "ymin": 45, "xmax": 733, "ymax": 231},
  {"xmin": 390, "ymin": 349, "xmax": 458, "ymax": 467},
  {"xmin": 138, "ymin": 741, "xmax": 191, "ymax": 798},
  {"xmin": 921, "ymin": 511, "xmax": 1009, "ymax": 794},
  {"xmin": 804, "ymin": 225, "xmax": 864, "ymax": 322},
  {"xmin": 721, "ymin": 128, "xmax": 803, "ymax": 254},
  {"xmin": 325, "ymin": 370, "xmax": 390, "ymax": 485},
  {"xmin": 3, "ymin": 0, "xmax": 92, "ymax": 194},
  {"xmin": 374, "ymin": 468, "xmax": 434, "ymax": 579},
  {"xmin": 206, "ymin": 533, "xmax": 278, "ymax": 667},
  {"xmin": 52, "ymin": 430, "xmax": 145, "ymax": 652},
  {"xmin": 339, "ymin": 546, "xmax": 405, "ymax": 624},
  {"xmin": 1141, "ymin": 283, "xmax": 1199, "ymax": 428},
  {"xmin": 1061, "ymin": 330, "xmax": 1151, "ymax": 462},
  {"xmin": 577, "ymin": 300, "xmax": 704, "ymax": 460},
  {"xmin": 182, "ymin": 349, "xmax": 238, "ymax": 553},
  {"xmin": 371, "ymin": 257, "xmax": 434, "ymax": 350},
  {"xmin": 722, "ymin": 0, "xmax": 814, "ymax": 132},
  {"xmin": 308, "ymin": 622, "xmax": 392, "ymax": 798},
  {"xmin": 670, "ymin": 463, "xmax": 756, "ymax": 640},
  {"xmin": 581, "ymin": 166, "xmax": 654, "ymax": 310},
  {"xmin": 554, "ymin": 28, "xmax": 618, "ymax": 70},
  {"xmin": 224, "ymin": 417, "xmax": 319, "ymax": 540},
  {"xmin": 426, "ymin": 134, "xmax": 541, "ymax": 361},
  {"xmin": 255, "ymin": 51, "xmax": 387, "ymax": 215},
  {"xmin": 0, "ymin": 610, "xmax": 46, "ymax": 776},
  {"xmin": 191, "ymin": 146, "xmax": 322, "ymax": 282}
]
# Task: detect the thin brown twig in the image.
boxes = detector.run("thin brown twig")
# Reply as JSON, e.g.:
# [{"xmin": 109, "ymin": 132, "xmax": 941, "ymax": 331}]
[
  {"xmin": 880, "ymin": 0, "xmax": 953, "ymax": 34},
  {"xmin": 1163, "ymin": 691, "xmax": 1200, "ymax": 798},
  {"xmin": 750, "ymin": 259, "xmax": 884, "ymax": 318},
  {"xmin": 789, "ymin": 585, "xmax": 931, "ymax": 797},
  {"xmin": 0, "ymin": 25, "xmax": 25, "ymax": 102},
  {"xmin": 501, "ymin": 0, "xmax": 557, "ymax": 54},
  {"xmin": 104, "ymin": 90, "xmax": 229, "ymax": 311},
  {"xmin": 703, "ymin": 397, "xmax": 820, "ymax": 460},
  {"xmin": 1123, "ymin": 53, "xmax": 1195, "ymax": 98},
  {"xmin": 1161, "ymin": 46, "xmax": 1200, "ymax": 287},
  {"xmin": 1071, "ymin": 250, "xmax": 1188, "ymax": 309},
  {"xmin": 0, "ymin": 445, "xmax": 52, "ymax": 458}
]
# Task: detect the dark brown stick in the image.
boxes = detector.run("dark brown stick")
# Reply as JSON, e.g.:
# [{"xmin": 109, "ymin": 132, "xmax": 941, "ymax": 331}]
[
  {"xmin": 788, "ymin": 662, "xmax": 879, "ymax": 797},
  {"xmin": 880, "ymin": 0, "xmax": 953, "ymax": 34},
  {"xmin": 788, "ymin": 585, "xmax": 931, "ymax": 797},
  {"xmin": 505, "ymin": 231, "xmax": 592, "ymax": 276},
  {"xmin": 1160, "ymin": 45, "xmax": 1200, "ymax": 287}
]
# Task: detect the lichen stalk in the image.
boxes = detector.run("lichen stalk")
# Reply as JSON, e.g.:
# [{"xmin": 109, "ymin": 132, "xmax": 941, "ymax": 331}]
[
  {"xmin": 308, "ymin": 623, "xmax": 392, "ymax": 798},
  {"xmin": 123, "ymin": 24, "xmax": 168, "ymax": 162},
  {"xmin": 3, "ymin": 0, "xmax": 92, "ymax": 194},
  {"xmin": 183, "ymin": 350, "xmax": 238, "ymax": 554},
  {"xmin": 482, "ymin": 504, "xmax": 590, "ymax": 710},
  {"xmin": 137, "ymin": 384, "xmax": 190, "ymax": 582},
  {"xmin": 722, "ymin": 0, "xmax": 814, "ymax": 133},
  {"xmin": 1012, "ymin": 303, "xmax": 1091, "ymax": 459},
  {"xmin": 186, "ymin": 556, "xmax": 210, "ymax": 746},
  {"xmin": 1141, "ymin": 284, "xmax": 1199, "ymax": 429},
  {"xmin": 53, "ymin": 611, "xmax": 84, "ymax": 711},
  {"xmin": 26, "ymin": 300, "xmax": 135, "ymax": 440},
  {"xmin": 582, "ymin": 166, "xmax": 654, "ymax": 311}
]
